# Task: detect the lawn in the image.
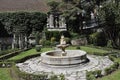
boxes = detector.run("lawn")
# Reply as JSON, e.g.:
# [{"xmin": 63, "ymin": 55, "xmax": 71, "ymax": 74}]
[
  {"xmin": 67, "ymin": 46, "xmax": 108, "ymax": 54},
  {"xmin": 97, "ymin": 70, "xmax": 120, "ymax": 80},
  {"xmin": 0, "ymin": 68, "xmax": 13, "ymax": 80},
  {"xmin": 1, "ymin": 46, "xmax": 120, "ymax": 80},
  {"xmin": 8, "ymin": 46, "xmax": 109, "ymax": 61},
  {"xmin": 8, "ymin": 47, "xmax": 52, "ymax": 61},
  {"xmin": 114, "ymin": 58, "xmax": 120, "ymax": 64}
]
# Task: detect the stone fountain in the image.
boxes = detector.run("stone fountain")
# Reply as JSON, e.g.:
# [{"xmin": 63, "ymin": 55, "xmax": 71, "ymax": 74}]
[{"xmin": 41, "ymin": 35, "xmax": 88, "ymax": 66}]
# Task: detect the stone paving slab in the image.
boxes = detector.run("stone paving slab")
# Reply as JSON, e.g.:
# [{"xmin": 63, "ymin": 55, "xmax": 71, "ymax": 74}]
[{"xmin": 16, "ymin": 55, "xmax": 113, "ymax": 80}]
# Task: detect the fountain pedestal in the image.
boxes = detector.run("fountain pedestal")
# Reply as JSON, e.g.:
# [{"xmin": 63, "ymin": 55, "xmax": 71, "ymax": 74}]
[{"xmin": 56, "ymin": 44, "xmax": 69, "ymax": 56}]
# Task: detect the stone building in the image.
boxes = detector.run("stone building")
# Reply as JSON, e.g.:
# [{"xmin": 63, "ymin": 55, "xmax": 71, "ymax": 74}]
[{"xmin": 47, "ymin": 12, "xmax": 67, "ymax": 31}]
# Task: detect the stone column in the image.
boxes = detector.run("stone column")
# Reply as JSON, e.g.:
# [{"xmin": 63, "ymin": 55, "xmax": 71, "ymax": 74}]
[
  {"xmin": 59, "ymin": 16, "xmax": 62, "ymax": 28},
  {"xmin": 90, "ymin": 12, "xmax": 96, "ymax": 27},
  {"xmin": 47, "ymin": 16, "xmax": 49, "ymax": 28},
  {"xmin": 12, "ymin": 33, "xmax": 15, "ymax": 49},
  {"xmin": 55, "ymin": 17, "xmax": 58, "ymax": 28},
  {"xmin": 24, "ymin": 35, "xmax": 27, "ymax": 49},
  {"xmin": 19, "ymin": 34, "xmax": 22, "ymax": 49},
  {"xmin": 61, "ymin": 17, "xmax": 66, "ymax": 28},
  {"xmin": 49, "ymin": 14, "xmax": 54, "ymax": 28}
]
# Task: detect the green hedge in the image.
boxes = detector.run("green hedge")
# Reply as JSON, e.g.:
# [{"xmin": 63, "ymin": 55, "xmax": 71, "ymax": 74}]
[
  {"xmin": 0, "ymin": 12, "xmax": 47, "ymax": 35},
  {"xmin": 35, "ymin": 45, "xmax": 42, "ymax": 52},
  {"xmin": 105, "ymin": 62, "xmax": 119, "ymax": 75},
  {"xmin": 0, "ymin": 48, "xmax": 31, "ymax": 60},
  {"xmin": 87, "ymin": 52, "xmax": 109, "ymax": 56},
  {"xmin": 86, "ymin": 57, "xmax": 119, "ymax": 80},
  {"xmin": 45, "ymin": 31, "xmax": 71, "ymax": 41},
  {"xmin": 0, "ymin": 61, "xmax": 13, "ymax": 68},
  {"xmin": 13, "ymin": 53, "xmax": 41, "ymax": 63},
  {"xmin": 0, "ymin": 48, "xmax": 18, "ymax": 56},
  {"xmin": 89, "ymin": 32, "xmax": 107, "ymax": 47},
  {"xmin": 86, "ymin": 70, "xmax": 102, "ymax": 80},
  {"xmin": 13, "ymin": 65, "xmax": 64, "ymax": 80}
]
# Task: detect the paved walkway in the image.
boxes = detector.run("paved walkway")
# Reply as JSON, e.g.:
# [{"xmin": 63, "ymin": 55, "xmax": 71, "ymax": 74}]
[{"xmin": 17, "ymin": 55, "xmax": 113, "ymax": 80}]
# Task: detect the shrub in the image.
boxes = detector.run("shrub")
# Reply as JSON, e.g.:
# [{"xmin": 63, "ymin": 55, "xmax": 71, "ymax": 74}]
[
  {"xmin": 70, "ymin": 32, "xmax": 79, "ymax": 39},
  {"xmin": 51, "ymin": 37, "xmax": 56, "ymax": 42},
  {"xmin": 86, "ymin": 71, "xmax": 96, "ymax": 80},
  {"xmin": 107, "ymin": 40, "xmax": 113, "ymax": 48},
  {"xmin": 50, "ymin": 75, "xmax": 59, "ymax": 80},
  {"xmin": 0, "ymin": 48, "xmax": 18, "ymax": 56},
  {"xmin": 76, "ymin": 46, "xmax": 81, "ymax": 49},
  {"xmin": 0, "ymin": 48, "xmax": 30, "ymax": 60},
  {"xmin": 94, "ymin": 70, "xmax": 102, "ymax": 78},
  {"xmin": 0, "ymin": 62, "xmax": 13, "ymax": 68},
  {"xmin": 59, "ymin": 73, "xmax": 65, "ymax": 80},
  {"xmin": 40, "ymin": 39, "xmax": 51, "ymax": 46},
  {"xmin": 44, "ymin": 40, "xmax": 51, "ymax": 46},
  {"xmin": 45, "ymin": 31, "xmax": 71, "ymax": 41},
  {"xmin": 35, "ymin": 32, "xmax": 41, "ymax": 45},
  {"xmin": 89, "ymin": 32, "xmax": 107, "ymax": 46},
  {"xmin": 45, "ymin": 31, "xmax": 60, "ymax": 41},
  {"xmin": 104, "ymin": 67, "xmax": 112, "ymax": 75},
  {"xmin": 86, "ymin": 70, "xmax": 102, "ymax": 80},
  {"xmin": 14, "ymin": 53, "xmax": 41, "ymax": 63},
  {"xmin": 109, "ymin": 55, "xmax": 115, "ymax": 61},
  {"xmin": 35, "ymin": 45, "xmax": 42, "ymax": 52},
  {"xmin": 65, "ymin": 37, "xmax": 71, "ymax": 44},
  {"xmin": 105, "ymin": 62, "xmax": 119, "ymax": 75}
]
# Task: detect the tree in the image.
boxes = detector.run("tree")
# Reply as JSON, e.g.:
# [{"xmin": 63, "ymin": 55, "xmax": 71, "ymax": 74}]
[
  {"xmin": 47, "ymin": 0, "xmax": 97, "ymax": 33},
  {"xmin": 0, "ymin": 12, "xmax": 47, "ymax": 49},
  {"xmin": 47, "ymin": 1, "xmax": 60, "ymax": 13},
  {"xmin": 98, "ymin": 0, "xmax": 120, "ymax": 49}
]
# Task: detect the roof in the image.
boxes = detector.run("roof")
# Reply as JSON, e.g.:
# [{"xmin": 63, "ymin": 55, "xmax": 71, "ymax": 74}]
[{"xmin": 0, "ymin": 0, "xmax": 50, "ymax": 13}]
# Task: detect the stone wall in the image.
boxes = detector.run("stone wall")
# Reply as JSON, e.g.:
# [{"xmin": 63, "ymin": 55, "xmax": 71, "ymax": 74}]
[{"xmin": 71, "ymin": 38, "xmax": 87, "ymax": 46}]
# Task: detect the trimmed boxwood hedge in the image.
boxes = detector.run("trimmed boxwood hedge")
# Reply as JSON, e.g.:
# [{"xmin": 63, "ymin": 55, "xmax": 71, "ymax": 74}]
[
  {"xmin": 0, "ymin": 48, "xmax": 19, "ymax": 56},
  {"xmin": 13, "ymin": 64, "xmax": 62, "ymax": 80},
  {"xmin": 0, "ymin": 48, "xmax": 31, "ymax": 60},
  {"xmin": 104, "ymin": 62, "xmax": 119, "ymax": 75},
  {"xmin": 86, "ymin": 70, "xmax": 102, "ymax": 80},
  {"xmin": 45, "ymin": 31, "xmax": 71, "ymax": 41},
  {"xmin": 0, "ymin": 61, "xmax": 13, "ymax": 68},
  {"xmin": 13, "ymin": 53, "xmax": 41, "ymax": 63}
]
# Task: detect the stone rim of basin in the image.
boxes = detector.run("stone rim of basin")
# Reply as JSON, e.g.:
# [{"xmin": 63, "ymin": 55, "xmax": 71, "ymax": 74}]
[{"xmin": 41, "ymin": 50, "xmax": 87, "ymax": 58}]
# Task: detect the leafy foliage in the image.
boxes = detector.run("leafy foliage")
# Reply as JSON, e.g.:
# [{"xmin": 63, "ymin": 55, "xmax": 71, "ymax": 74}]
[
  {"xmin": 0, "ymin": 12, "xmax": 47, "ymax": 35},
  {"xmin": 89, "ymin": 32, "xmax": 107, "ymax": 46},
  {"xmin": 98, "ymin": 0, "xmax": 120, "ymax": 49}
]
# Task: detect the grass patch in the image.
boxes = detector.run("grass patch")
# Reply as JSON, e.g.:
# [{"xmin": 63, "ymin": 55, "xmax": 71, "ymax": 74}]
[
  {"xmin": 97, "ymin": 70, "xmax": 120, "ymax": 80},
  {"xmin": 8, "ymin": 46, "xmax": 109, "ymax": 61},
  {"xmin": 114, "ymin": 58, "xmax": 120, "ymax": 64},
  {"xmin": 8, "ymin": 47, "xmax": 52, "ymax": 61},
  {"xmin": 0, "ymin": 68, "xmax": 13, "ymax": 80},
  {"xmin": 67, "ymin": 46, "xmax": 108, "ymax": 55}
]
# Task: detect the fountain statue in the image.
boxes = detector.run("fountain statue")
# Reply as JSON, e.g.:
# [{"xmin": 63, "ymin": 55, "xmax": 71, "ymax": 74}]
[{"xmin": 56, "ymin": 35, "xmax": 69, "ymax": 56}]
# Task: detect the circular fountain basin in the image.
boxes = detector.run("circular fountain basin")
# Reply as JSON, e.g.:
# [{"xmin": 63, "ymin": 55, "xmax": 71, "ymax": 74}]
[{"xmin": 41, "ymin": 50, "xmax": 88, "ymax": 66}]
